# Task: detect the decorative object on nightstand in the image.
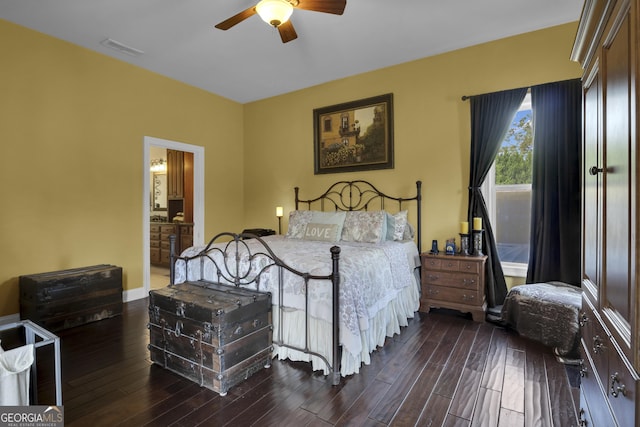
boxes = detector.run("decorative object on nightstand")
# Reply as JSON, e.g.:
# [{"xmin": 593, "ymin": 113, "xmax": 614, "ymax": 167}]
[
  {"xmin": 472, "ymin": 230, "xmax": 484, "ymax": 256},
  {"xmin": 276, "ymin": 206, "xmax": 284, "ymax": 234},
  {"xmin": 472, "ymin": 216, "xmax": 484, "ymax": 256},
  {"xmin": 445, "ymin": 238, "xmax": 456, "ymax": 255},
  {"xmin": 459, "ymin": 220, "xmax": 470, "ymax": 255},
  {"xmin": 459, "ymin": 233, "xmax": 470, "ymax": 255},
  {"xmin": 420, "ymin": 252, "xmax": 487, "ymax": 322},
  {"xmin": 430, "ymin": 239, "xmax": 439, "ymax": 254}
]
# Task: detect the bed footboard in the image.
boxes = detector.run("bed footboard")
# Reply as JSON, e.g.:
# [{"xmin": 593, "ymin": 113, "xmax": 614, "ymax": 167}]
[{"xmin": 169, "ymin": 232, "xmax": 342, "ymax": 385}]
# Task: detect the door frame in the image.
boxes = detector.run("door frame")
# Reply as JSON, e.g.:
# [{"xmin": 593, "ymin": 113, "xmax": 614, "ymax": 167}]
[{"xmin": 134, "ymin": 136, "xmax": 204, "ymax": 301}]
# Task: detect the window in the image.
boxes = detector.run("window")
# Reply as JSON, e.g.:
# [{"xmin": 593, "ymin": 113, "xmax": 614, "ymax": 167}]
[
  {"xmin": 482, "ymin": 92, "xmax": 532, "ymax": 277},
  {"xmin": 341, "ymin": 114, "xmax": 349, "ymax": 131},
  {"xmin": 323, "ymin": 117, "xmax": 332, "ymax": 132}
]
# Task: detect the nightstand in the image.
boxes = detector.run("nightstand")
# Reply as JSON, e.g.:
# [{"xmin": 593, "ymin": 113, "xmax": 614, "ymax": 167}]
[{"xmin": 420, "ymin": 253, "xmax": 487, "ymax": 322}]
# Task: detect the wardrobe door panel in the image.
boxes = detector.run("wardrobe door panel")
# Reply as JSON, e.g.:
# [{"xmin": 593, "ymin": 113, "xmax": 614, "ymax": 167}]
[{"xmin": 603, "ymin": 3, "xmax": 634, "ymax": 358}]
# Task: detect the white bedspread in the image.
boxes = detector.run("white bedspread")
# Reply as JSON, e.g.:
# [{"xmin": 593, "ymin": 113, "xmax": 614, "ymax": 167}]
[{"xmin": 173, "ymin": 235, "xmax": 420, "ymax": 375}]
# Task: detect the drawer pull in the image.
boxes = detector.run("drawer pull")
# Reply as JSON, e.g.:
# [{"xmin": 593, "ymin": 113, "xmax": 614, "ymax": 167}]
[
  {"xmin": 578, "ymin": 409, "xmax": 587, "ymax": 426},
  {"xmin": 427, "ymin": 288, "xmax": 440, "ymax": 295},
  {"xmin": 592, "ymin": 335, "xmax": 605, "ymax": 354},
  {"xmin": 462, "ymin": 278, "xmax": 476, "ymax": 285},
  {"xmin": 580, "ymin": 361, "xmax": 588, "ymax": 378},
  {"xmin": 465, "ymin": 264, "xmax": 472, "ymax": 270},
  {"xmin": 579, "ymin": 312, "xmax": 589, "ymax": 327},
  {"xmin": 428, "ymin": 274, "xmax": 439, "ymax": 281},
  {"xmin": 610, "ymin": 372, "xmax": 627, "ymax": 397},
  {"xmin": 462, "ymin": 294, "xmax": 475, "ymax": 301},
  {"xmin": 446, "ymin": 262, "xmax": 454, "ymax": 268}
]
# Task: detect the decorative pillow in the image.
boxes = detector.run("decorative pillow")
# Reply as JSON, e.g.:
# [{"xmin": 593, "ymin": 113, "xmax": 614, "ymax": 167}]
[
  {"xmin": 285, "ymin": 210, "xmax": 314, "ymax": 239},
  {"xmin": 286, "ymin": 210, "xmax": 345, "ymax": 240},
  {"xmin": 390, "ymin": 210, "xmax": 408, "ymax": 241},
  {"xmin": 403, "ymin": 222, "xmax": 416, "ymax": 240},
  {"xmin": 310, "ymin": 211, "xmax": 346, "ymax": 239},
  {"xmin": 385, "ymin": 210, "xmax": 409, "ymax": 240},
  {"xmin": 303, "ymin": 223, "xmax": 340, "ymax": 242},
  {"xmin": 341, "ymin": 210, "xmax": 387, "ymax": 243}
]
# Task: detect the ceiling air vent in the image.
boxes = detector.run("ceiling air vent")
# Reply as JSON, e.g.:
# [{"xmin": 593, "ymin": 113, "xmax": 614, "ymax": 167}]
[{"xmin": 100, "ymin": 38, "xmax": 144, "ymax": 57}]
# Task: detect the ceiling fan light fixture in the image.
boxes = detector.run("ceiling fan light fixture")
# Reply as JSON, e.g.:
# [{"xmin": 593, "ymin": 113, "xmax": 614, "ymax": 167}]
[{"xmin": 256, "ymin": 0, "xmax": 293, "ymax": 27}]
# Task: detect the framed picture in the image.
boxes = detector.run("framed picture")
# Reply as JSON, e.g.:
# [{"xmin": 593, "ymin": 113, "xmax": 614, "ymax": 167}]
[{"xmin": 313, "ymin": 93, "xmax": 394, "ymax": 174}]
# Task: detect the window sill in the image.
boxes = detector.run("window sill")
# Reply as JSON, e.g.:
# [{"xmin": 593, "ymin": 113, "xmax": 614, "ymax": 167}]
[{"xmin": 502, "ymin": 262, "xmax": 527, "ymax": 278}]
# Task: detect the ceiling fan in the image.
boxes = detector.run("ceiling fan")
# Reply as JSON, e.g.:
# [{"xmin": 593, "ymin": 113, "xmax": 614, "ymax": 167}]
[{"xmin": 214, "ymin": 0, "xmax": 347, "ymax": 43}]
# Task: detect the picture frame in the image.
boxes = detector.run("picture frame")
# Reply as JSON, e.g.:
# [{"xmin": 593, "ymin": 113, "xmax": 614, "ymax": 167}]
[{"xmin": 313, "ymin": 93, "xmax": 394, "ymax": 174}]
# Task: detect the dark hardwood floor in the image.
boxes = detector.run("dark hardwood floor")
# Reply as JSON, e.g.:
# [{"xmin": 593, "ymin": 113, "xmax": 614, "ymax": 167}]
[{"xmin": 10, "ymin": 298, "xmax": 579, "ymax": 426}]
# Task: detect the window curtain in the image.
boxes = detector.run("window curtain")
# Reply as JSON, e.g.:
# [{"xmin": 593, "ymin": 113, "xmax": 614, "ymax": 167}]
[
  {"xmin": 526, "ymin": 79, "xmax": 582, "ymax": 285},
  {"xmin": 468, "ymin": 88, "xmax": 528, "ymax": 308}
]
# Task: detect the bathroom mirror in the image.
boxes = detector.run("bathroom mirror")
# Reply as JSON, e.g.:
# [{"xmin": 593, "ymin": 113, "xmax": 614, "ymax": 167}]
[{"xmin": 152, "ymin": 172, "xmax": 167, "ymax": 211}]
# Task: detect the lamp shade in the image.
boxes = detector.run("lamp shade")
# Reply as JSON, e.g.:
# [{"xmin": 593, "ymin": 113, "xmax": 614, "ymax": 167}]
[
  {"xmin": 276, "ymin": 206, "xmax": 284, "ymax": 217},
  {"xmin": 256, "ymin": 0, "xmax": 294, "ymax": 27}
]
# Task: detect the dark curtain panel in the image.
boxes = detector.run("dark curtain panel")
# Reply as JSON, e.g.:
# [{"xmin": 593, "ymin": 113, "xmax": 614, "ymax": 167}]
[
  {"xmin": 468, "ymin": 88, "xmax": 528, "ymax": 307},
  {"xmin": 526, "ymin": 79, "xmax": 582, "ymax": 285}
]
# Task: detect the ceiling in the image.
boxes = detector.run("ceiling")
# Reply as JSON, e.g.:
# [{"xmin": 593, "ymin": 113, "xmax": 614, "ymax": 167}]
[{"xmin": 0, "ymin": 0, "xmax": 584, "ymax": 103}]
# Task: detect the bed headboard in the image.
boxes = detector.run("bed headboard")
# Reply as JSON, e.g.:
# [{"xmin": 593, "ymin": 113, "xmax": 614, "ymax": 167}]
[{"xmin": 294, "ymin": 180, "xmax": 422, "ymax": 253}]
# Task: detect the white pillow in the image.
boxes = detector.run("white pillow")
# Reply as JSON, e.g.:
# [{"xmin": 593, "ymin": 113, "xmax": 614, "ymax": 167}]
[
  {"xmin": 403, "ymin": 222, "xmax": 416, "ymax": 240},
  {"xmin": 341, "ymin": 210, "xmax": 387, "ymax": 243},
  {"xmin": 386, "ymin": 210, "xmax": 408, "ymax": 241},
  {"xmin": 285, "ymin": 210, "xmax": 313, "ymax": 239}
]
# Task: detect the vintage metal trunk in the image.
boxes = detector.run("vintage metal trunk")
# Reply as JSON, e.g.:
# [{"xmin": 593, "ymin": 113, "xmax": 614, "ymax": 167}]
[
  {"xmin": 148, "ymin": 281, "xmax": 272, "ymax": 396},
  {"xmin": 19, "ymin": 264, "xmax": 123, "ymax": 331}
]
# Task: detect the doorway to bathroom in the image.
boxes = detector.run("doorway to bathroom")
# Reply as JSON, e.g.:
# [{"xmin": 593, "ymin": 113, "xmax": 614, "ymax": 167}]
[{"xmin": 142, "ymin": 137, "xmax": 204, "ymax": 297}]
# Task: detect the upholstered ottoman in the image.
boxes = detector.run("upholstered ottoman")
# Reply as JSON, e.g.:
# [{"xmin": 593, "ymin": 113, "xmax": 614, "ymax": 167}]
[{"xmin": 501, "ymin": 282, "xmax": 581, "ymax": 361}]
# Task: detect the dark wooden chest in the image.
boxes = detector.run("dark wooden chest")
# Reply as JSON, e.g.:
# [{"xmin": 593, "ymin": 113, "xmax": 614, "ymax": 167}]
[
  {"xmin": 148, "ymin": 281, "xmax": 272, "ymax": 396},
  {"xmin": 19, "ymin": 264, "xmax": 123, "ymax": 331}
]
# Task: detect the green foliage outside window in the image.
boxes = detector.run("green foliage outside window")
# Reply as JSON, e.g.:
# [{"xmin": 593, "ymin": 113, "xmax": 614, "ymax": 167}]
[{"xmin": 495, "ymin": 112, "xmax": 533, "ymax": 185}]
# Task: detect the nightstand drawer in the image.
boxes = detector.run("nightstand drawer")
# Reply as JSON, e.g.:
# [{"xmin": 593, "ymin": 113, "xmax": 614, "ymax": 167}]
[
  {"xmin": 422, "ymin": 257, "xmax": 441, "ymax": 270},
  {"xmin": 423, "ymin": 271, "xmax": 479, "ymax": 290},
  {"xmin": 459, "ymin": 260, "xmax": 480, "ymax": 274},
  {"xmin": 423, "ymin": 285, "xmax": 480, "ymax": 305},
  {"xmin": 439, "ymin": 259, "xmax": 460, "ymax": 271}
]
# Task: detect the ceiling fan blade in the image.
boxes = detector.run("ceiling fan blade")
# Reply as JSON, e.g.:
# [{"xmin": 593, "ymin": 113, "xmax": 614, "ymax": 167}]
[
  {"xmin": 296, "ymin": 0, "xmax": 346, "ymax": 15},
  {"xmin": 278, "ymin": 20, "xmax": 298, "ymax": 43},
  {"xmin": 214, "ymin": 6, "xmax": 257, "ymax": 30}
]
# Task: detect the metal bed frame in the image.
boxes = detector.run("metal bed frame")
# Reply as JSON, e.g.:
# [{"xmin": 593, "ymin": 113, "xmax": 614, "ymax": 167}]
[
  {"xmin": 168, "ymin": 180, "xmax": 422, "ymax": 385},
  {"xmin": 295, "ymin": 180, "xmax": 422, "ymax": 253}
]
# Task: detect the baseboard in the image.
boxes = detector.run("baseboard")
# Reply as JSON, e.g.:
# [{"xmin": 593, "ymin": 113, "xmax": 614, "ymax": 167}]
[
  {"xmin": 0, "ymin": 312, "xmax": 20, "ymax": 326},
  {"xmin": 123, "ymin": 287, "xmax": 147, "ymax": 302}
]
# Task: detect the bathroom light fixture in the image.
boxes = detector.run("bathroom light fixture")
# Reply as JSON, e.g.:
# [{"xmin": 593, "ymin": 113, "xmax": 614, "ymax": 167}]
[
  {"xmin": 256, "ymin": 0, "xmax": 294, "ymax": 27},
  {"xmin": 150, "ymin": 159, "xmax": 166, "ymax": 172},
  {"xmin": 276, "ymin": 206, "xmax": 284, "ymax": 234}
]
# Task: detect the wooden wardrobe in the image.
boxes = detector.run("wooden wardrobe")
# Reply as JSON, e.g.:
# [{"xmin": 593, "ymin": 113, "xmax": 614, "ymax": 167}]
[{"xmin": 572, "ymin": 0, "xmax": 639, "ymax": 425}]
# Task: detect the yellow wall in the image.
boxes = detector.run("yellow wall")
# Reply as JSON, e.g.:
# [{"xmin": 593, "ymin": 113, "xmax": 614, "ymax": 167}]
[
  {"xmin": 243, "ymin": 22, "xmax": 582, "ymax": 252},
  {"xmin": 0, "ymin": 19, "xmax": 582, "ymax": 318},
  {"xmin": 0, "ymin": 19, "xmax": 245, "ymax": 317}
]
